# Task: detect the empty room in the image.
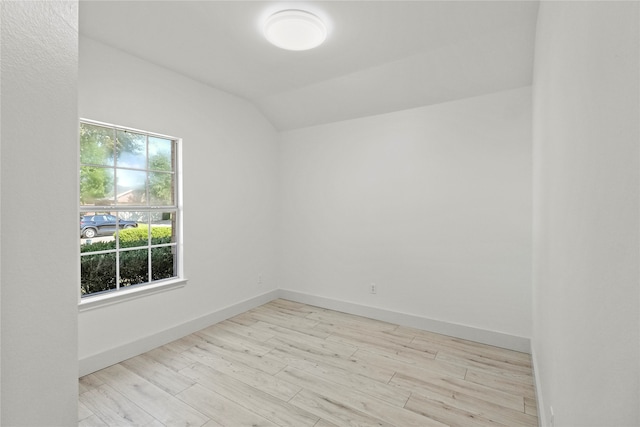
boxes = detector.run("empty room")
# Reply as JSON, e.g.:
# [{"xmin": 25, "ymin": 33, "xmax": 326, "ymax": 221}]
[{"xmin": 1, "ymin": 1, "xmax": 638, "ymax": 426}]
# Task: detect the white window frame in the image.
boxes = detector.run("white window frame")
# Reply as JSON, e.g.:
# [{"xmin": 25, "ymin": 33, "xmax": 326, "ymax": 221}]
[{"xmin": 78, "ymin": 119, "xmax": 186, "ymax": 311}]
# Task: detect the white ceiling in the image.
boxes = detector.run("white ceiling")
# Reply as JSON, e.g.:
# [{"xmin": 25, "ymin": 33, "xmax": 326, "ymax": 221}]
[{"xmin": 80, "ymin": 1, "xmax": 539, "ymax": 130}]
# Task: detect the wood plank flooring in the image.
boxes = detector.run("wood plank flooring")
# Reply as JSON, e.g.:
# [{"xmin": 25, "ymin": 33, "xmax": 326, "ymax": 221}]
[{"xmin": 79, "ymin": 299, "xmax": 539, "ymax": 427}]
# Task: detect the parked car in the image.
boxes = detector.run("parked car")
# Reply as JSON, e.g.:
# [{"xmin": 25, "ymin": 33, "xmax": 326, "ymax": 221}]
[{"xmin": 81, "ymin": 214, "xmax": 138, "ymax": 238}]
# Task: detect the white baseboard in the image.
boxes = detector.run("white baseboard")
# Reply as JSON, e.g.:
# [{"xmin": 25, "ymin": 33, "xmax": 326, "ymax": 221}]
[
  {"xmin": 80, "ymin": 288, "xmax": 532, "ymax": 376},
  {"xmin": 530, "ymin": 346, "xmax": 545, "ymax": 427},
  {"xmin": 78, "ymin": 289, "xmax": 280, "ymax": 376},
  {"xmin": 278, "ymin": 289, "xmax": 532, "ymax": 353}
]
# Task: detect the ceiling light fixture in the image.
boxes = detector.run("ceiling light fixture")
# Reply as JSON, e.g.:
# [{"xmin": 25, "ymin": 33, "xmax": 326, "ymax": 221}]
[{"xmin": 264, "ymin": 9, "xmax": 327, "ymax": 51}]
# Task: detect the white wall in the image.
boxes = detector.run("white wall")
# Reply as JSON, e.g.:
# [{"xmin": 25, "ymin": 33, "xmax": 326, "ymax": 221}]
[
  {"xmin": 279, "ymin": 87, "xmax": 532, "ymax": 341},
  {"xmin": 532, "ymin": 2, "xmax": 639, "ymax": 426},
  {"xmin": 78, "ymin": 37, "xmax": 279, "ymax": 369},
  {"xmin": 1, "ymin": 1, "xmax": 79, "ymax": 425}
]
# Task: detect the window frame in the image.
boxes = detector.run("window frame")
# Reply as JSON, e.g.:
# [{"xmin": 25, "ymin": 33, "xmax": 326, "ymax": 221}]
[{"xmin": 78, "ymin": 119, "xmax": 185, "ymax": 311}]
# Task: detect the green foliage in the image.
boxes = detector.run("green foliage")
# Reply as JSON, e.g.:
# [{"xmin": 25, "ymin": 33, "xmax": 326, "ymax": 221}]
[
  {"xmin": 80, "ymin": 123, "xmax": 115, "ymax": 165},
  {"xmin": 80, "ymin": 227, "xmax": 172, "ymax": 253},
  {"xmin": 150, "ymin": 174, "xmax": 173, "ymax": 204},
  {"xmin": 80, "ymin": 227, "xmax": 176, "ymax": 296},
  {"xmin": 80, "ymin": 166, "xmax": 113, "ymax": 204},
  {"xmin": 79, "ymin": 123, "xmax": 149, "ymax": 204},
  {"xmin": 81, "ymin": 247, "xmax": 175, "ymax": 296},
  {"xmin": 118, "ymin": 249, "xmax": 149, "ymax": 287},
  {"xmin": 81, "ymin": 252, "xmax": 117, "ymax": 294},
  {"xmin": 80, "ymin": 123, "xmax": 116, "ymax": 204},
  {"xmin": 149, "ymin": 154, "xmax": 173, "ymax": 205},
  {"xmin": 80, "ymin": 239, "xmax": 116, "ymax": 253},
  {"xmin": 118, "ymin": 226, "xmax": 172, "ymax": 246}
]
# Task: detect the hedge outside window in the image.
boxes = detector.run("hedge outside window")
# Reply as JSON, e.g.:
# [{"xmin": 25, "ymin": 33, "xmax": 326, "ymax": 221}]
[{"xmin": 80, "ymin": 120, "xmax": 181, "ymax": 298}]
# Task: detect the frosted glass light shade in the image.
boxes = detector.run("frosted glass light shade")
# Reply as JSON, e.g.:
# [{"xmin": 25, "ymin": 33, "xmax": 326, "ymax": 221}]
[{"xmin": 264, "ymin": 10, "xmax": 327, "ymax": 51}]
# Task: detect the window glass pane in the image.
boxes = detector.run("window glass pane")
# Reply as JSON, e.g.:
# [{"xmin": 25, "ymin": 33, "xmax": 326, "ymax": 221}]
[
  {"xmin": 149, "ymin": 211, "xmax": 175, "ymax": 244},
  {"xmin": 149, "ymin": 137, "xmax": 173, "ymax": 172},
  {"xmin": 80, "ymin": 227, "xmax": 117, "ymax": 250},
  {"xmin": 152, "ymin": 247, "xmax": 176, "ymax": 281},
  {"xmin": 149, "ymin": 172, "xmax": 174, "ymax": 206},
  {"xmin": 117, "ymin": 212, "xmax": 148, "ymax": 249},
  {"xmin": 80, "ymin": 123, "xmax": 115, "ymax": 166},
  {"xmin": 119, "ymin": 249, "xmax": 149, "ymax": 288},
  {"xmin": 80, "ymin": 166, "xmax": 115, "ymax": 206},
  {"xmin": 116, "ymin": 130, "xmax": 147, "ymax": 169},
  {"xmin": 81, "ymin": 253, "xmax": 117, "ymax": 296},
  {"xmin": 116, "ymin": 169, "xmax": 147, "ymax": 205}
]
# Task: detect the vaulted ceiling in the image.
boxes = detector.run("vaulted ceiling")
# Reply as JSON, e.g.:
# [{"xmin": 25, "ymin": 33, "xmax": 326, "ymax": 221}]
[{"xmin": 80, "ymin": 1, "xmax": 539, "ymax": 130}]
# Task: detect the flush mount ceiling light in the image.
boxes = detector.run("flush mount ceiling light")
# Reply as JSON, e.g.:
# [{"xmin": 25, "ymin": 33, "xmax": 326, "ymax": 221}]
[{"xmin": 264, "ymin": 9, "xmax": 327, "ymax": 51}]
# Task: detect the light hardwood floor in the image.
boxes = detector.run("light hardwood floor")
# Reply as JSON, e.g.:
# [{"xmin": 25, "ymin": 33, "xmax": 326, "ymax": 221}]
[{"xmin": 79, "ymin": 299, "xmax": 539, "ymax": 427}]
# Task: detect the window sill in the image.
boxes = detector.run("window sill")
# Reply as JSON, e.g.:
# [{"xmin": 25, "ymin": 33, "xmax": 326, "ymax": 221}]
[{"xmin": 78, "ymin": 278, "xmax": 187, "ymax": 312}]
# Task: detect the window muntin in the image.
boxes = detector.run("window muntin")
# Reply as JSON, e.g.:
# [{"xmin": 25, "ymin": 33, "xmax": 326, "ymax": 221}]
[{"xmin": 80, "ymin": 121, "xmax": 181, "ymax": 298}]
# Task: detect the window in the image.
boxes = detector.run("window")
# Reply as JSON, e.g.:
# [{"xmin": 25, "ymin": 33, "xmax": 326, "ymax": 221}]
[{"xmin": 80, "ymin": 120, "xmax": 182, "ymax": 300}]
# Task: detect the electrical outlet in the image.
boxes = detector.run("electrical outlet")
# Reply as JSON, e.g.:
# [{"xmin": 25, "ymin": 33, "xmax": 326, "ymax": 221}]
[
  {"xmin": 370, "ymin": 283, "xmax": 377, "ymax": 294},
  {"xmin": 550, "ymin": 406, "xmax": 554, "ymax": 427},
  {"xmin": 258, "ymin": 275, "xmax": 263, "ymax": 284}
]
